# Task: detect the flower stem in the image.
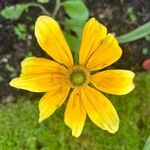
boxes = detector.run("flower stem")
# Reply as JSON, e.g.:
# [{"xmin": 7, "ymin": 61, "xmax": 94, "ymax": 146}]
[
  {"xmin": 52, "ymin": 0, "xmax": 61, "ymax": 18},
  {"xmin": 27, "ymin": 2, "xmax": 51, "ymax": 16},
  {"xmin": 74, "ymin": 52, "xmax": 79, "ymax": 64}
]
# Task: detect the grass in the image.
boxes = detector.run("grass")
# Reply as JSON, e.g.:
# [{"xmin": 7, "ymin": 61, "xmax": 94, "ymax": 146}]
[{"xmin": 0, "ymin": 72, "xmax": 150, "ymax": 150}]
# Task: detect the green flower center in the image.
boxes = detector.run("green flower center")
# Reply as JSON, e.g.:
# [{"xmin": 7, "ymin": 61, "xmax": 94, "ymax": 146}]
[
  {"xmin": 70, "ymin": 71, "xmax": 86, "ymax": 86},
  {"xmin": 67, "ymin": 65, "xmax": 90, "ymax": 88}
]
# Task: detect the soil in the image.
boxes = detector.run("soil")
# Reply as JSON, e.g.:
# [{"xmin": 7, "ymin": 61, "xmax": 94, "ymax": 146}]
[{"xmin": 0, "ymin": 0, "xmax": 150, "ymax": 97}]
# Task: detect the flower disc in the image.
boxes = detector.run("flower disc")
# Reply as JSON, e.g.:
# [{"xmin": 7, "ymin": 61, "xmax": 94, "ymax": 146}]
[{"xmin": 67, "ymin": 65, "xmax": 90, "ymax": 88}]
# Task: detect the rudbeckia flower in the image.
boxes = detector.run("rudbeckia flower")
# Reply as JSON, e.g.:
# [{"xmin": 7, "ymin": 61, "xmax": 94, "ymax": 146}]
[{"xmin": 10, "ymin": 16, "xmax": 135, "ymax": 137}]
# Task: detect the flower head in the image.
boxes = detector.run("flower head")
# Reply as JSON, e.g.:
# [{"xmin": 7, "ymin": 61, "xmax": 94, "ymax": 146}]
[{"xmin": 10, "ymin": 16, "xmax": 135, "ymax": 137}]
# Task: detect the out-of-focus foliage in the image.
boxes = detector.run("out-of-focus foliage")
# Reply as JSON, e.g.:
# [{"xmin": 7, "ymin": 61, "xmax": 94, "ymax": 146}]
[
  {"xmin": 0, "ymin": 72, "xmax": 150, "ymax": 149},
  {"xmin": 0, "ymin": 4, "xmax": 28, "ymax": 20},
  {"xmin": 0, "ymin": 97, "xmax": 38, "ymax": 149},
  {"xmin": 0, "ymin": 0, "xmax": 149, "ymax": 46},
  {"xmin": 62, "ymin": 0, "xmax": 89, "ymax": 52},
  {"xmin": 63, "ymin": 0, "xmax": 89, "ymax": 21},
  {"xmin": 144, "ymin": 136, "xmax": 150, "ymax": 150},
  {"xmin": 36, "ymin": 0, "xmax": 50, "ymax": 4},
  {"xmin": 14, "ymin": 23, "xmax": 27, "ymax": 40},
  {"xmin": 127, "ymin": 6, "xmax": 137, "ymax": 22},
  {"xmin": 117, "ymin": 21, "xmax": 150, "ymax": 44},
  {"xmin": 64, "ymin": 33, "xmax": 79, "ymax": 52}
]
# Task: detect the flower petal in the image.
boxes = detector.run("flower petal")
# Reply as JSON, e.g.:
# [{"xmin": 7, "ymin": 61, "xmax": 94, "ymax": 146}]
[
  {"xmin": 39, "ymin": 84, "xmax": 70, "ymax": 122},
  {"xmin": 85, "ymin": 34, "xmax": 122, "ymax": 71},
  {"xmin": 64, "ymin": 89, "xmax": 86, "ymax": 137},
  {"xmin": 21, "ymin": 57, "xmax": 67, "ymax": 75},
  {"xmin": 9, "ymin": 74, "xmax": 66, "ymax": 92},
  {"xmin": 91, "ymin": 70, "xmax": 135, "ymax": 95},
  {"xmin": 35, "ymin": 16, "xmax": 73, "ymax": 67},
  {"xmin": 9, "ymin": 57, "xmax": 68, "ymax": 92},
  {"xmin": 79, "ymin": 18, "xmax": 107, "ymax": 66},
  {"xmin": 81, "ymin": 86, "xmax": 119, "ymax": 133}
]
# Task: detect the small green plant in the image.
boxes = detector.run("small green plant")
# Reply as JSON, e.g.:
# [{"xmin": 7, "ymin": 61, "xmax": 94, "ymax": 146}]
[
  {"xmin": 127, "ymin": 6, "xmax": 137, "ymax": 22},
  {"xmin": 14, "ymin": 23, "xmax": 27, "ymax": 40},
  {"xmin": 0, "ymin": 4, "xmax": 28, "ymax": 20}
]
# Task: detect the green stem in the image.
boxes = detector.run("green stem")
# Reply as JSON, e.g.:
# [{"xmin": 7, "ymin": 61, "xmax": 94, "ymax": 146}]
[
  {"xmin": 52, "ymin": 0, "xmax": 61, "ymax": 18},
  {"xmin": 74, "ymin": 52, "xmax": 79, "ymax": 64},
  {"xmin": 27, "ymin": 2, "xmax": 51, "ymax": 16}
]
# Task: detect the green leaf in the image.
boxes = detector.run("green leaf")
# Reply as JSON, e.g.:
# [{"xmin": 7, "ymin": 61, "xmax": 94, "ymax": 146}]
[
  {"xmin": 63, "ymin": 0, "xmax": 89, "ymax": 21},
  {"xmin": 63, "ymin": 19, "xmax": 84, "ymax": 37},
  {"xmin": 117, "ymin": 21, "xmax": 150, "ymax": 44},
  {"xmin": 143, "ymin": 136, "xmax": 150, "ymax": 150},
  {"xmin": 0, "ymin": 4, "xmax": 29, "ymax": 20},
  {"xmin": 64, "ymin": 33, "xmax": 79, "ymax": 52}
]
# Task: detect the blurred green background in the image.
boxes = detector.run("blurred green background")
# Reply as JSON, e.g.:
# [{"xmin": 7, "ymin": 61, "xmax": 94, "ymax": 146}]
[{"xmin": 0, "ymin": 73, "xmax": 150, "ymax": 149}]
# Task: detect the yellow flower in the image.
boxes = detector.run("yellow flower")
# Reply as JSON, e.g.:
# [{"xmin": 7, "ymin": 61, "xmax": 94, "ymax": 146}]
[{"xmin": 10, "ymin": 16, "xmax": 135, "ymax": 137}]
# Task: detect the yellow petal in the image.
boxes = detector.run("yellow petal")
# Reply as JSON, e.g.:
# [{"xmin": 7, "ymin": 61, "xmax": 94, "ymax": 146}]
[
  {"xmin": 10, "ymin": 57, "xmax": 68, "ymax": 92},
  {"xmin": 91, "ymin": 70, "xmax": 135, "ymax": 95},
  {"xmin": 79, "ymin": 18, "xmax": 107, "ymax": 66},
  {"xmin": 81, "ymin": 86, "xmax": 119, "ymax": 133},
  {"xmin": 9, "ymin": 74, "xmax": 66, "ymax": 92},
  {"xmin": 21, "ymin": 57, "xmax": 67, "ymax": 75},
  {"xmin": 39, "ymin": 84, "xmax": 70, "ymax": 122},
  {"xmin": 35, "ymin": 16, "xmax": 73, "ymax": 67},
  {"xmin": 85, "ymin": 34, "xmax": 122, "ymax": 71},
  {"xmin": 64, "ymin": 89, "xmax": 86, "ymax": 137}
]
